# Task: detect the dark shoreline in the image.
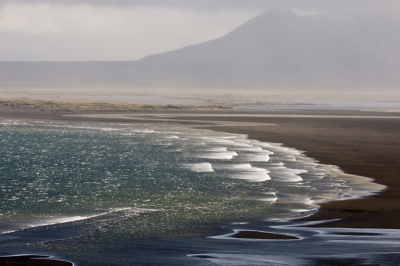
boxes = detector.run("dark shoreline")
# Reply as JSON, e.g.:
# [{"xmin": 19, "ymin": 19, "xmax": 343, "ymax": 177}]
[
  {"xmin": 231, "ymin": 230, "xmax": 299, "ymax": 240},
  {"xmin": 0, "ymin": 255, "xmax": 73, "ymax": 266},
  {"xmin": 1, "ymin": 106, "xmax": 400, "ymax": 230},
  {"xmin": 197, "ymin": 112, "xmax": 400, "ymax": 229}
]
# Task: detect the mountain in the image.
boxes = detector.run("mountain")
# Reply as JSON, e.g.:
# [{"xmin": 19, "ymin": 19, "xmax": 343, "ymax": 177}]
[
  {"xmin": 0, "ymin": 9, "xmax": 399, "ymax": 91},
  {"xmin": 131, "ymin": 8, "xmax": 338, "ymax": 87}
]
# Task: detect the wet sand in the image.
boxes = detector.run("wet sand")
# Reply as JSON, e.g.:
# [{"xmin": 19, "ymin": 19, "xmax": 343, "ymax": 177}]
[
  {"xmin": 189, "ymin": 110, "xmax": 400, "ymax": 229},
  {"xmin": 0, "ymin": 255, "xmax": 73, "ymax": 266},
  {"xmin": 1, "ymin": 107, "xmax": 400, "ymax": 231},
  {"xmin": 231, "ymin": 230, "xmax": 299, "ymax": 240}
]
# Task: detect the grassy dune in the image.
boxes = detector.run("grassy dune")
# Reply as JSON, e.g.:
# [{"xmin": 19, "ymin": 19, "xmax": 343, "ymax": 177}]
[{"xmin": 0, "ymin": 99, "xmax": 234, "ymax": 112}]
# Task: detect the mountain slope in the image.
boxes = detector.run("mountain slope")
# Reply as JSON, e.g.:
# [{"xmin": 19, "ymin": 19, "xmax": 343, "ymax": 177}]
[
  {"xmin": 128, "ymin": 9, "xmax": 342, "ymax": 86},
  {"xmin": 0, "ymin": 8, "xmax": 398, "ymax": 90}
]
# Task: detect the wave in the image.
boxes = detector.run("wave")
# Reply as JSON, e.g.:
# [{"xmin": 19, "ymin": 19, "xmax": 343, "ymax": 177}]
[
  {"xmin": 196, "ymin": 151, "xmax": 238, "ymax": 160},
  {"xmin": 165, "ymin": 135, "xmax": 179, "ymax": 139},
  {"xmin": 240, "ymin": 154, "xmax": 270, "ymax": 162},
  {"xmin": 269, "ymin": 167, "xmax": 308, "ymax": 182},
  {"xmin": 182, "ymin": 163, "xmax": 214, "ymax": 173},
  {"xmin": 0, "ymin": 208, "xmax": 158, "ymax": 236},
  {"xmin": 216, "ymin": 164, "xmax": 271, "ymax": 182}
]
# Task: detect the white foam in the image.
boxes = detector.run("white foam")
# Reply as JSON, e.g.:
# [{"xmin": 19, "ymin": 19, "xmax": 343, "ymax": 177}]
[
  {"xmin": 205, "ymin": 147, "xmax": 228, "ymax": 152},
  {"xmin": 231, "ymin": 172, "xmax": 270, "ymax": 182},
  {"xmin": 269, "ymin": 167, "xmax": 307, "ymax": 182},
  {"xmin": 196, "ymin": 151, "xmax": 238, "ymax": 160},
  {"xmin": 235, "ymin": 147, "xmax": 274, "ymax": 154},
  {"xmin": 182, "ymin": 163, "xmax": 214, "ymax": 173},
  {"xmin": 230, "ymin": 142, "xmax": 253, "ymax": 147},
  {"xmin": 165, "ymin": 135, "xmax": 179, "ymax": 139},
  {"xmin": 241, "ymin": 154, "xmax": 270, "ymax": 162},
  {"xmin": 284, "ymin": 155, "xmax": 297, "ymax": 161},
  {"xmin": 99, "ymin": 128, "xmax": 120, "ymax": 132},
  {"xmin": 203, "ymin": 137, "xmax": 253, "ymax": 147},
  {"xmin": 33, "ymin": 207, "xmax": 139, "ymax": 227},
  {"xmin": 218, "ymin": 164, "xmax": 271, "ymax": 182},
  {"xmin": 131, "ymin": 129, "xmax": 155, "ymax": 133},
  {"xmin": 257, "ymin": 192, "xmax": 278, "ymax": 202},
  {"xmin": 32, "ymin": 215, "xmax": 100, "ymax": 227},
  {"xmin": 268, "ymin": 162, "xmax": 285, "ymax": 166},
  {"xmin": 258, "ymin": 143, "xmax": 275, "ymax": 148},
  {"xmin": 0, "ymin": 208, "xmax": 146, "ymax": 235},
  {"xmin": 230, "ymin": 164, "xmax": 254, "ymax": 170},
  {"xmin": 205, "ymin": 138, "xmax": 236, "ymax": 145},
  {"xmin": 234, "ymin": 146, "xmax": 262, "ymax": 151}
]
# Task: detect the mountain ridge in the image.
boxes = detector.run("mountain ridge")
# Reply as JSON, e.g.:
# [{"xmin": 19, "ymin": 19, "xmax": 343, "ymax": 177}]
[{"xmin": 0, "ymin": 8, "xmax": 398, "ymax": 91}]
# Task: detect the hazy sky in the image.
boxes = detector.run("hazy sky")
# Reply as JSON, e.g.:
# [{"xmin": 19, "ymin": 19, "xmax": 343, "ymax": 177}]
[{"xmin": 0, "ymin": 0, "xmax": 398, "ymax": 61}]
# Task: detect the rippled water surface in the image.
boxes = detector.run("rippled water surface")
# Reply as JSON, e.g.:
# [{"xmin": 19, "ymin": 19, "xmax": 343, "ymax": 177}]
[{"xmin": 0, "ymin": 119, "xmax": 385, "ymax": 265}]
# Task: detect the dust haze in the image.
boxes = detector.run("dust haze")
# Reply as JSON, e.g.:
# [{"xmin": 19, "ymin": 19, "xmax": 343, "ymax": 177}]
[{"xmin": 0, "ymin": 0, "xmax": 399, "ymax": 105}]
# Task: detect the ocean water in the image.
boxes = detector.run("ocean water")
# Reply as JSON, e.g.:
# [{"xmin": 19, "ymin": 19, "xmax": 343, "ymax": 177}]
[{"xmin": 1, "ymin": 119, "xmax": 396, "ymax": 266}]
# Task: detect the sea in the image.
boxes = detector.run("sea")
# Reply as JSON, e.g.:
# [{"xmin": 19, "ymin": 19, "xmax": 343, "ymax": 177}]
[{"xmin": 0, "ymin": 118, "xmax": 399, "ymax": 266}]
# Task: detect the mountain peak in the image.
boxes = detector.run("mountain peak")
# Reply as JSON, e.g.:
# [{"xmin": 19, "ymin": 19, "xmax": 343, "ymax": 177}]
[
  {"xmin": 222, "ymin": 7, "xmax": 311, "ymax": 41},
  {"xmin": 255, "ymin": 8, "xmax": 300, "ymax": 21},
  {"xmin": 262, "ymin": 8, "xmax": 298, "ymax": 16}
]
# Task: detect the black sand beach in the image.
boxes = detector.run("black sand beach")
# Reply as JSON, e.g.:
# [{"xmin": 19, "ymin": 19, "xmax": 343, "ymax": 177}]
[
  {"xmin": 1, "ymin": 105, "xmax": 400, "ymax": 265},
  {"xmin": 1, "ymin": 106, "xmax": 400, "ymax": 229}
]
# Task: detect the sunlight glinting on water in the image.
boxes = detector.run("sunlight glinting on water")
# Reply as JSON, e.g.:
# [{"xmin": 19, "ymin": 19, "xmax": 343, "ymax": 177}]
[{"xmin": 0, "ymin": 119, "xmax": 383, "ymax": 238}]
